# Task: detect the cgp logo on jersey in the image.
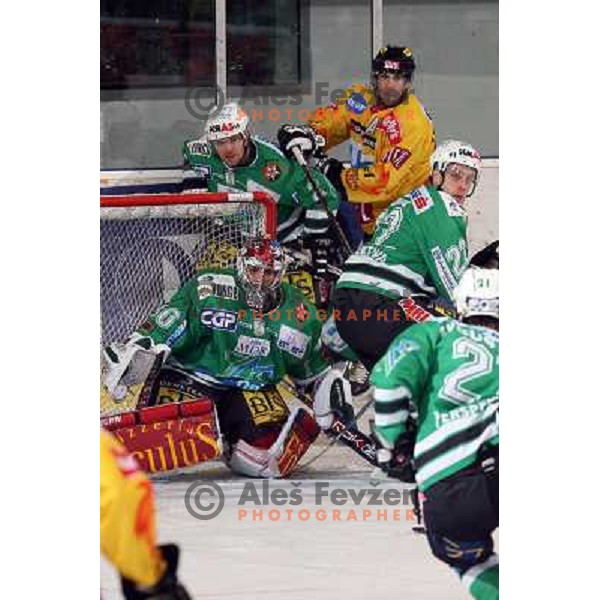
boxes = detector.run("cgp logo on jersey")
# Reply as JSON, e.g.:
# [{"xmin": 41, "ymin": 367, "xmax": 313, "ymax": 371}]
[
  {"xmin": 234, "ymin": 335, "xmax": 271, "ymax": 357},
  {"xmin": 200, "ymin": 309, "xmax": 238, "ymax": 332}
]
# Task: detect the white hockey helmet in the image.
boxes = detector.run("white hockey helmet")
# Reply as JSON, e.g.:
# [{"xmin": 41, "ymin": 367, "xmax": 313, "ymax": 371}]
[
  {"xmin": 205, "ymin": 102, "xmax": 249, "ymax": 142},
  {"xmin": 431, "ymin": 140, "xmax": 482, "ymax": 174},
  {"xmin": 453, "ymin": 267, "xmax": 499, "ymax": 321}
]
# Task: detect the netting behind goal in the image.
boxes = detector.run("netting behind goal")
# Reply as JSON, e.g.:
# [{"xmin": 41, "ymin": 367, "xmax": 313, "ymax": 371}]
[{"xmin": 100, "ymin": 192, "xmax": 276, "ymax": 346}]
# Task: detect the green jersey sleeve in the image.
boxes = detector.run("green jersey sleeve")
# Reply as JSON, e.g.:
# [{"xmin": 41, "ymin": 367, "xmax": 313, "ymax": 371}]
[{"xmin": 370, "ymin": 320, "xmax": 440, "ymax": 446}]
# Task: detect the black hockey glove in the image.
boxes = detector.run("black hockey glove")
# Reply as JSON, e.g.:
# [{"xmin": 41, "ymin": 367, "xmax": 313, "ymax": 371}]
[
  {"xmin": 305, "ymin": 235, "xmax": 334, "ymax": 277},
  {"xmin": 316, "ymin": 157, "xmax": 347, "ymax": 201},
  {"xmin": 277, "ymin": 124, "xmax": 318, "ymax": 160},
  {"xmin": 121, "ymin": 544, "xmax": 191, "ymax": 600},
  {"xmin": 374, "ymin": 431, "xmax": 416, "ymax": 483}
]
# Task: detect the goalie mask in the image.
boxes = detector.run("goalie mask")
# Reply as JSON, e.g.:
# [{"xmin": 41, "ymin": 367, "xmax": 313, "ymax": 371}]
[
  {"xmin": 453, "ymin": 268, "xmax": 499, "ymax": 323},
  {"xmin": 237, "ymin": 238, "xmax": 286, "ymax": 311},
  {"xmin": 431, "ymin": 140, "xmax": 482, "ymax": 200}
]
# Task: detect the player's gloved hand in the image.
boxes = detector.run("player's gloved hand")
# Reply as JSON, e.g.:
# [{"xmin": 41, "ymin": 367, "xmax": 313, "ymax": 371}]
[
  {"xmin": 277, "ymin": 124, "xmax": 318, "ymax": 160},
  {"xmin": 121, "ymin": 544, "xmax": 191, "ymax": 600},
  {"xmin": 315, "ymin": 157, "xmax": 347, "ymax": 201},
  {"xmin": 305, "ymin": 235, "xmax": 334, "ymax": 277},
  {"xmin": 374, "ymin": 432, "xmax": 416, "ymax": 483}
]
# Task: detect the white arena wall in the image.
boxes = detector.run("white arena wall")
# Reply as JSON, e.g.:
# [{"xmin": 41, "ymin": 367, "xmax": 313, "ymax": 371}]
[{"xmin": 100, "ymin": 159, "xmax": 498, "ymax": 255}]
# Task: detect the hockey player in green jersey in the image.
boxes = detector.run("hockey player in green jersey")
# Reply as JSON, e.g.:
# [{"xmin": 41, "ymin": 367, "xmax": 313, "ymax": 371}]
[
  {"xmin": 182, "ymin": 102, "xmax": 340, "ymax": 245},
  {"xmin": 322, "ymin": 139, "xmax": 482, "ymax": 369},
  {"xmin": 372, "ymin": 267, "xmax": 499, "ymax": 600},
  {"xmin": 102, "ymin": 238, "xmax": 354, "ymax": 478}
]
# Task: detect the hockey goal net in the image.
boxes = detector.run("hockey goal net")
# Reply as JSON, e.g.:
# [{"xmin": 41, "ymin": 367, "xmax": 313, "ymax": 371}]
[{"xmin": 100, "ymin": 191, "xmax": 276, "ymax": 347}]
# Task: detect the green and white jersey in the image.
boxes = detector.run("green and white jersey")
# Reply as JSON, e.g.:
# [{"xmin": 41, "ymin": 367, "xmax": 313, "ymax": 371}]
[
  {"xmin": 183, "ymin": 136, "xmax": 339, "ymax": 243},
  {"xmin": 371, "ymin": 318, "xmax": 499, "ymax": 491},
  {"xmin": 136, "ymin": 268, "xmax": 329, "ymax": 391},
  {"xmin": 337, "ymin": 185, "xmax": 468, "ymax": 302}
]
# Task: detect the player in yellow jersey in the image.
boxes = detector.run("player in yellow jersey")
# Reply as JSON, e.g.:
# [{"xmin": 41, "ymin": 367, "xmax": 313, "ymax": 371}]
[
  {"xmin": 100, "ymin": 430, "xmax": 191, "ymax": 599},
  {"xmin": 278, "ymin": 46, "xmax": 436, "ymax": 240}
]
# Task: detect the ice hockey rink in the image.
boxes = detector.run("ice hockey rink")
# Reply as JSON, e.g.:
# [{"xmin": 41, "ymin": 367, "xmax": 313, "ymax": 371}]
[{"xmin": 100, "ymin": 396, "xmax": 496, "ymax": 599}]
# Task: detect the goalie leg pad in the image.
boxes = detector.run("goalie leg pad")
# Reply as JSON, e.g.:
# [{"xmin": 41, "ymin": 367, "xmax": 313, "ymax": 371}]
[
  {"xmin": 313, "ymin": 369, "xmax": 355, "ymax": 430},
  {"xmin": 228, "ymin": 407, "xmax": 319, "ymax": 478}
]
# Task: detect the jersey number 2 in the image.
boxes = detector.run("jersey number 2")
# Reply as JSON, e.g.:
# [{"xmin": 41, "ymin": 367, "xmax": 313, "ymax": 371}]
[{"xmin": 440, "ymin": 337, "xmax": 493, "ymax": 405}]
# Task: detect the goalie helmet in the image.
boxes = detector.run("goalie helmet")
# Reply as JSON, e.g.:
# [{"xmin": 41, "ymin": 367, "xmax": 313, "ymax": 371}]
[
  {"xmin": 372, "ymin": 46, "xmax": 416, "ymax": 80},
  {"xmin": 205, "ymin": 102, "xmax": 249, "ymax": 142},
  {"xmin": 453, "ymin": 268, "xmax": 499, "ymax": 321},
  {"xmin": 237, "ymin": 238, "xmax": 286, "ymax": 310}
]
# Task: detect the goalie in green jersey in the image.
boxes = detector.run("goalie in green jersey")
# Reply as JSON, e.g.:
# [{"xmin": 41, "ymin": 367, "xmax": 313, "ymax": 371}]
[
  {"xmin": 102, "ymin": 237, "xmax": 356, "ymax": 479},
  {"xmin": 372, "ymin": 267, "xmax": 499, "ymax": 600}
]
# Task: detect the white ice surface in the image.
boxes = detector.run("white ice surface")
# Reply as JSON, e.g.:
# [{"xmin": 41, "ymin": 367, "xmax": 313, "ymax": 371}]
[{"xmin": 100, "ymin": 454, "xmax": 479, "ymax": 599}]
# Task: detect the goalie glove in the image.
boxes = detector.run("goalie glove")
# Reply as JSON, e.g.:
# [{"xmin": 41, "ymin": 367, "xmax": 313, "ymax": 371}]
[
  {"xmin": 121, "ymin": 544, "xmax": 191, "ymax": 600},
  {"xmin": 277, "ymin": 124, "xmax": 319, "ymax": 160},
  {"xmin": 102, "ymin": 333, "xmax": 170, "ymax": 401}
]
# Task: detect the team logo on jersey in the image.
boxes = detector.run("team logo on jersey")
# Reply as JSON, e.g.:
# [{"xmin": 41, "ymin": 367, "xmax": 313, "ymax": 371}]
[
  {"xmin": 382, "ymin": 147, "xmax": 411, "ymax": 169},
  {"xmin": 200, "ymin": 309, "xmax": 238, "ymax": 332},
  {"xmin": 234, "ymin": 335, "xmax": 271, "ymax": 357},
  {"xmin": 295, "ymin": 303, "xmax": 310, "ymax": 322},
  {"xmin": 379, "ymin": 114, "xmax": 402, "ymax": 144},
  {"xmin": 384, "ymin": 340, "xmax": 420, "ymax": 373},
  {"xmin": 263, "ymin": 162, "xmax": 282, "ymax": 181},
  {"xmin": 277, "ymin": 325, "xmax": 310, "ymax": 359},
  {"xmin": 347, "ymin": 93, "xmax": 368, "ymax": 114},
  {"xmin": 410, "ymin": 188, "xmax": 434, "ymax": 214}
]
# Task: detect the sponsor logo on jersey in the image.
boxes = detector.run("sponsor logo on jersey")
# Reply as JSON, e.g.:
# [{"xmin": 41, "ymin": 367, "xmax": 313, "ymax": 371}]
[
  {"xmin": 347, "ymin": 93, "xmax": 368, "ymax": 114},
  {"xmin": 349, "ymin": 119, "xmax": 365, "ymax": 135},
  {"xmin": 200, "ymin": 309, "xmax": 238, "ymax": 332},
  {"xmin": 165, "ymin": 321, "xmax": 187, "ymax": 345},
  {"xmin": 155, "ymin": 307, "xmax": 182, "ymax": 329},
  {"xmin": 196, "ymin": 274, "xmax": 239, "ymax": 301},
  {"xmin": 379, "ymin": 114, "xmax": 402, "ymax": 144},
  {"xmin": 363, "ymin": 135, "xmax": 377, "ymax": 150},
  {"xmin": 410, "ymin": 188, "xmax": 434, "ymax": 214},
  {"xmin": 189, "ymin": 141, "xmax": 211, "ymax": 156},
  {"xmin": 263, "ymin": 162, "xmax": 282, "ymax": 181},
  {"xmin": 382, "ymin": 147, "xmax": 411, "ymax": 169},
  {"xmin": 195, "ymin": 165, "xmax": 211, "ymax": 179},
  {"xmin": 431, "ymin": 246, "xmax": 459, "ymax": 296},
  {"xmin": 398, "ymin": 298, "xmax": 432, "ymax": 323},
  {"xmin": 277, "ymin": 325, "xmax": 310, "ymax": 358},
  {"xmin": 234, "ymin": 335, "xmax": 271, "ymax": 357}
]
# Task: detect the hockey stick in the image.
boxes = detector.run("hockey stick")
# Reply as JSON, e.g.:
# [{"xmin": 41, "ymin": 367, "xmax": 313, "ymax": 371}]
[
  {"xmin": 278, "ymin": 378, "xmax": 378, "ymax": 467},
  {"xmin": 291, "ymin": 147, "xmax": 353, "ymax": 258}
]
